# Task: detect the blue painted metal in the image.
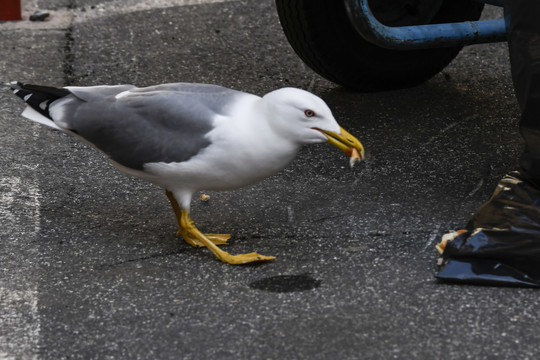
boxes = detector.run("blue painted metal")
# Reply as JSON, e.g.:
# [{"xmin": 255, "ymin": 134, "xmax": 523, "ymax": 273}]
[{"xmin": 344, "ymin": 0, "xmax": 508, "ymax": 50}]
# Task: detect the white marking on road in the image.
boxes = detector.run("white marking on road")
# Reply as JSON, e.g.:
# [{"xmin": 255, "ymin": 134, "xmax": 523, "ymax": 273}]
[
  {"xmin": 0, "ymin": 289, "xmax": 40, "ymax": 360},
  {"xmin": 0, "ymin": 125, "xmax": 42, "ymax": 360}
]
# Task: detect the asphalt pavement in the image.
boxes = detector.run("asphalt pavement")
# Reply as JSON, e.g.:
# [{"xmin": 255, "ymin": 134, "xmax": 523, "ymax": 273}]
[{"xmin": 1, "ymin": 1, "xmax": 539, "ymax": 359}]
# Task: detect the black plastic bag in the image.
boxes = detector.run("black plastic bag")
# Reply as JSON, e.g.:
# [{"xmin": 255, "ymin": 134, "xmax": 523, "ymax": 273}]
[
  {"xmin": 437, "ymin": 171, "xmax": 540, "ymax": 287},
  {"xmin": 437, "ymin": 0, "xmax": 540, "ymax": 287}
]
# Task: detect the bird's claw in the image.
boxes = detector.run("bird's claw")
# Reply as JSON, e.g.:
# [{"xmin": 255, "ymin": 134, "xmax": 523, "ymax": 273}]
[
  {"xmin": 218, "ymin": 252, "xmax": 276, "ymax": 265},
  {"xmin": 172, "ymin": 208, "xmax": 276, "ymax": 265},
  {"xmin": 180, "ymin": 231, "xmax": 231, "ymax": 247}
]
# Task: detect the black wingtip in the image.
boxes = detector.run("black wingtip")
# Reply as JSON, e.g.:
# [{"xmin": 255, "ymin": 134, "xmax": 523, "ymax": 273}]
[{"xmin": 9, "ymin": 82, "xmax": 71, "ymax": 119}]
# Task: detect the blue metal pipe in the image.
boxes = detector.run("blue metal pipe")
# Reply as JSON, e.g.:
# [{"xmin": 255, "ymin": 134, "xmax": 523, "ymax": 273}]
[{"xmin": 344, "ymin": 0, "xmax": 508, "ymax": 50}]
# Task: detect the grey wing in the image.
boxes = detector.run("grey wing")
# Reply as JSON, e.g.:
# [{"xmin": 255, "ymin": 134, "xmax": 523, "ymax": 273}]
[{"xmin": 49, "ymin": 84, "xmax": 245, "ymax": 170}]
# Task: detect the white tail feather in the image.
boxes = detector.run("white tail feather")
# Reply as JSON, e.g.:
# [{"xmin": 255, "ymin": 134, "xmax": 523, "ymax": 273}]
[{"xmin": 21, "ymin": 106, "xmax": 62, "ymax": 130}]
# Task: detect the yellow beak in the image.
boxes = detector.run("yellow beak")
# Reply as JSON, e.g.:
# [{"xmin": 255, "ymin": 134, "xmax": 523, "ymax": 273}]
[{"xmin": 317, "ymin": 126, "xmax": 365, "ymax": 167}]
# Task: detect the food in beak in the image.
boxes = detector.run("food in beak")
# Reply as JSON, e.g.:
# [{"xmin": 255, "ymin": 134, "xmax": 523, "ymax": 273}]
[
  {"xmin": 315, "ymin": 126, "xmax": 365, "ymax": 168},
  {"xmin": 350, "ymin": 148, "xmax": 362, "ymax": 168}
]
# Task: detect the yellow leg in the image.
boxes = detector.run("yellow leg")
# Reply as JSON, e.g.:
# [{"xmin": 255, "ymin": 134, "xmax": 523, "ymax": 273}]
[
  {"xmin": 165, "ymin": 189, "xmax": 230, "ymax": 247},
  {"xmin": 179, "ymin": 209, "xmax": 276, "ymax": 264},
  {"xmin": 164, "ymin": 190, "xmax": 275, "ymax": 264}
]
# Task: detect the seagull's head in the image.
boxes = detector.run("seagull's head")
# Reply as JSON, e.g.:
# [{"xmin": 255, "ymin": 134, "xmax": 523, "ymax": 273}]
[{"xmin": 262, "ymin": 88, "xmax": 365, "ymax": 166}]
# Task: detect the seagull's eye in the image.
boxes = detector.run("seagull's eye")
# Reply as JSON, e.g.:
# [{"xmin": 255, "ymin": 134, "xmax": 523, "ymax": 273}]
[{"xmin": 304, "ymin": 109, "xmax": 316, "ymax": 118}]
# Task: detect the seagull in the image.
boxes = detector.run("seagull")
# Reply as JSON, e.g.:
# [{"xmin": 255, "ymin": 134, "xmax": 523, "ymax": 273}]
[{"xmin": 7, "ymin": 81, "xmax": 365, "ymax": 264}]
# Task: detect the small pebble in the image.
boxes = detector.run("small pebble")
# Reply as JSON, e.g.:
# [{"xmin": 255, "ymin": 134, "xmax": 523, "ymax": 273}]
[{"xmin": 30, "ymin": 11, "xmax": 50, "ymax": 21}]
